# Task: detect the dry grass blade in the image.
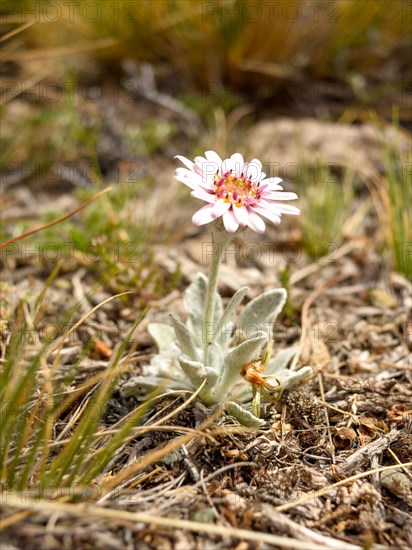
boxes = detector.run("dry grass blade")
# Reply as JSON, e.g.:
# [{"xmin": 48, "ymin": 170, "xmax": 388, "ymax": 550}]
[
  {"xmin": 0, "ymin": 320, "xmax": 45, "ymax": 482},
  {"xmin": 2, "ymin": 37, "xmax": 117, "ymax": 61},
  {"xmin": 0, "ymin": 288, "xmax": 147, "ymax": 499},
  {"xmin": 0, "ymin": 187, "xmax": 112, "ymax": 249},
  {"xmin": 0, "ymin": 19, "xmax": 36, "ymax": 42},
  {"xmin": 100, "ymin": 380, "xmax": 212, "ymax": 494},
  {"xmin": 98, "ymin": 424, "xmax": 202, "ymax": 440},
  {"xmin": 41, "ymin": 315, "xmax": 144, "ymax": 490},
  {"xmin": 75, "ymin": 390, "xmax": 155, "ymax": 488},
  {"xmin": 0, "ymin": 68, "xmax": 51, "ymax": 105},
  {"xmin": 90, "ymin": 391, "xmax": 195, "ymax": 439},
  {"xmin": 289, "ymin": 239, "xmax": 365, "ymax": 285},
  {"xmin": 0, "ymin": 510, "xmax": 33, "ymax": 530},
  {"xmin": 47, "ymin": 290, "xmax": 133, "ymax": 360},
  {"xmin": 1, "ymin": 495, "xmax": 361, "ymax": 550},
  {"xmin": 181, "ymin": 461, "xmax": 255, "ymax": 491},
  {"xmin": 387, "ymin": 449, "xmax": 412, "ymax": 481},
  {"xmin": 261, "ymin": 504, "xmax": 361, "ymax": 550},
  {"xmin": 85, "ymin": 395, "xmax": 204, "ymax": 480}
]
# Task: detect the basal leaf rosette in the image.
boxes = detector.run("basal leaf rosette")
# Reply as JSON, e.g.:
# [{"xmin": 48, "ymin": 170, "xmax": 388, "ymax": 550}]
[{"xmin": 121, "ymin": 275, "xmax": 312, "ymax": 427}]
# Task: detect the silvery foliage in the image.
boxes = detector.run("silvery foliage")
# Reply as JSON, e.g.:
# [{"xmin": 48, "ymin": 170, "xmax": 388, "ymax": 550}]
[{"xmin": 121, "ymin": 273, "xmax": 312, "ymax": 427}]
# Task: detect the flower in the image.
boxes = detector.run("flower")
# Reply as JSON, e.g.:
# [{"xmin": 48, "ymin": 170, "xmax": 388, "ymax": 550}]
[{"xmin": 175, "ymin": 151, "xmax": 300, "ymax": 234}]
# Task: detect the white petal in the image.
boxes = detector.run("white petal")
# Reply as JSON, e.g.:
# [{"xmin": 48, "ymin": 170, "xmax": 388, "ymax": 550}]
[
  {"xmin": 260, "ymin": 177, "xmax": 283, "ymax": 190},
  {"xmin": 229, "ymin": 153, "xmax": 244, "ymax": 176},
  {"xmin": 262, "ymin": 176, "xmax": 282, "ymax": 184},
  {"xmin": 193, "ymin": 163, "xmax": 205, "ymax": 176},
  {"xmin": 223, "ymin": 209, "xmax": 239, "ymax": 233},
  {"xmin": 194, "ymin": 155, "xmax": 207, "ymax": 164},
  {"xmin": 232, "ymin": 205, "xmax": 249, "ymax": 226},
  {"xmin": 273, "ymin": 204, "xmax": 300, "ymax": 215},
  {"xmin": 258, "ymin": 200, "xmax": 300, "ymax": 215},
  {"xmin": 192, "ymin": 204, "xmax": 216, "ymax": 226},
  {"xmin": 176, "ymin": 167, "xmax": 213, "ymax": 189},
  {"xmin": 249, "ymin": 158, "xmax": 262, "ymax": 169},
  {"xmin": 246, "ymin": 158, "xmax": 263, "ymax": 181},
  {"xmin": 221, "ymin": 157, "xmax": 235, "ymax": 174},
  {"xmin": 175, "ymin": 154, "xmax": 194, "ymax": 171},
  {"xmin": 174, "ymin": 174, "xmax": 201, "ymax": 191},
  {"xmin": 191, "ymin": 190, "xmax": 215, "ymax": 203},
  {"xmin": 262, "ymin": 192, "xmax": 298, "ymax": 201},
  {"xmin": 246, "ymin": 209, "xmax": 266, "ymax": 234},
  {"xmin": 205, "ymin": 150, "xmax": 223, "ymax": 167},
  {"xmin": 212, "ymin": 199, "xmax": 231, "ymax": 218},
  {"xmin": 194, "ymin": 157, "xmax": 210, "ymax": 172},
  {"xmin": 175, "ymin": 167, "xmax": 201, "ymax": 180},
  {"xmin": 252, "ymin": 205, "xmax": 282, "ymax": 225},
  {"xmin": 194, "ymin": 159, "xmax": 220, "ymax": 180}
]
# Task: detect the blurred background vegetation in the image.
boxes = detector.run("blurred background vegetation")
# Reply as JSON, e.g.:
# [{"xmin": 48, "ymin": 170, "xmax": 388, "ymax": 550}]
[
  {"xmin": 2, "ymin": 0, "xmax": 410, "ymax": 111},
  {"xmin": 1, "ymin": 0, "xmax": 411, "ymax": 279}
]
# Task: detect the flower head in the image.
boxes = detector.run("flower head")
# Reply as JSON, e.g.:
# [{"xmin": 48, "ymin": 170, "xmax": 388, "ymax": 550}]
[{"xmin": 175, "ymin": 151, "xmax": 300, "ymax": 234}]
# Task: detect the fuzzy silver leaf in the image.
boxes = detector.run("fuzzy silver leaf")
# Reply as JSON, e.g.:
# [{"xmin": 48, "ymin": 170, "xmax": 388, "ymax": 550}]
[
  {"xmin": 215, "ymin": 286, "xmax": 249, "ymax": 343},
  {"xmin": 266, "ymin": 347, "xmax": 298, "ymax": 374},
  {"xmin": 238, "ymin": 288, "xmax": 287, "ymax": 333},
  {"xmin": 178, "ymin": 354, "xmax": 218, "ymax": 389},
  {"xmin": 148, "ymin": 323, "xmax": 176, "ymax": 353},
  {"xmin": 169, "ymin": 314, "xmax": 199, "ymax": 361},
  {"xmin": 273, "ymin": 366, "xmax": 313, "ymax": 390},
  {"xmin": 225, "ymin": 401, "xmax": 265, "ymax": 427},
  {"xmin": 213, "ymin": 335, "xmax": 269, "ymax": 401}
]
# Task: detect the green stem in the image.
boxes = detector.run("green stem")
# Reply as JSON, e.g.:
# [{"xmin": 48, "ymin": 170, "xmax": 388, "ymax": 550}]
[{"xmin": 203, "ymin": 222, "xmax": 230, "ymax": 361}]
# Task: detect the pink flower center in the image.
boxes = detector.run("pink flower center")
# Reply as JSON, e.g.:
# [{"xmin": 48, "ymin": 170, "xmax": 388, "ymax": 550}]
[{"xmin": 213, "ymin": 170, "xmax": 260, "ymax": 207}]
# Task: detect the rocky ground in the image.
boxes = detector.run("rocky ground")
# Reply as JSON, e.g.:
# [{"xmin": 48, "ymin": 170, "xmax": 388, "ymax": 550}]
[{"xmin": 1, "ymin": 95, "xmax": 411, "ymax": 549}]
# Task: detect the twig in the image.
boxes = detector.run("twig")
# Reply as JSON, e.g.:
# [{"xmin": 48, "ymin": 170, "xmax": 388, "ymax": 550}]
[
  {"xmin": 0, "ymin": 20, "xmax": 36, "ymax": 42},
  {"xmin": 0, "ymin": 69, "xmax": 50, "ymax": 106},
  {"xmin": 189, "ymin": 461, "xmax": 256, "ymax": 491},
  {"xmin": 261, "ymin": 504, "xmax": 360, "ymax": 550},
  {"xmin": 181, "ymin": 444, "xmax": 201, "ymax": 482},
  {"xmin": 335, "ymin": 429, "xmax": 399, "ymax": 477},
  {"xmin": 317, "ymin": 372, "xmax": 335, "ymax": 465},
  {"xmin": 0, "ymin": 187, "xmax": 112, "ymax": 250},
  {"xmin": 122, "ymin": 60, "xmax": 201, "ymax": 137},
  {"xmin": 290, "ymin": 239, "xmax": 364, "ymax": 285},
  {"xmin": 275, "ymin": 460, "xmax": 412, "ymax": 513},
  {"xmin": 0, "ymin": 509, "xmax": 33, "ymax": 530}
]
